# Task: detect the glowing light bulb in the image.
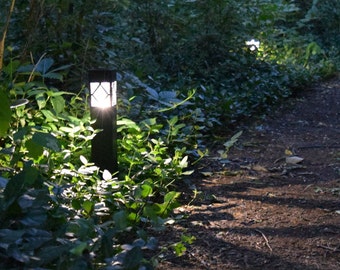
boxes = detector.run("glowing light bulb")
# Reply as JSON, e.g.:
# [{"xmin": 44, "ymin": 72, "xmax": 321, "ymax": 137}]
[
  {"xmin": 90, "ymin": 82, "xmax": 116, "ymax": 108},
  {"xmin": 246, "ymin": 39, "xmax": 260, "ymax": 51}
]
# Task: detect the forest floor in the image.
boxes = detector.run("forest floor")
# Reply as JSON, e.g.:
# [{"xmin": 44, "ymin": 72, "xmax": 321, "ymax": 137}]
[{"xmin": 156, "ymin": 74, "xmax": 340, "ymax": 270}]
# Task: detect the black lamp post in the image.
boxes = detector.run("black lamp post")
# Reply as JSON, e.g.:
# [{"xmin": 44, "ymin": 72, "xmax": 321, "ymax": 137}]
[{"xmin": 88, "ymin": 69, "xmax": 118, "ymax": 173}]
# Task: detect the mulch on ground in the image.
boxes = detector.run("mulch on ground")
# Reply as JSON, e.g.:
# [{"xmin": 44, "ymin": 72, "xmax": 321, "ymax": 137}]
[{"xmin": 157, "ymin": 75, "xmax": 340, "ymax": 270}]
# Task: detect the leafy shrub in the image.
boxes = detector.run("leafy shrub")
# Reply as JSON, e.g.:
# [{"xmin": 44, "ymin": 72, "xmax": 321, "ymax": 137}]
[
  {"xmin": 1, "ymin": 0, "xmax": 340, "ymax": 268},
  {"xmin": 0, "ymin": 58, "xmax": 195, "ymax": 268}
]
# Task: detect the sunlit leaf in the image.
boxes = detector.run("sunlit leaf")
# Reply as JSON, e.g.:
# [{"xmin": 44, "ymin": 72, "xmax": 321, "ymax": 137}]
[
  {"xmin": 82, "ymin": 200, "xmax": 94, "ymax": 215},
  {"xmin": 102, "ymin": 169, "xmax": 112, "ymax": 180},
  {"xmin": 179, "ymin": 156, "xmax": 188, "ymax": 168},
  {"xmin": 41, "ymin": 109, "xmax": 58, "ymax": 122},
  {"xmin": 80, "ymin": 155, "xmax": 88, "ymax": 165},
  {"xmin": 164, "ymin": 191, "xmax": 181, "ymax": 203},
  {"xmin": 173, "ymin": 242, "xmax": 186, "ymax": 256},
  {"xmin": 51, "ymin": 95, "xmax": 65, "ymax": 113}
]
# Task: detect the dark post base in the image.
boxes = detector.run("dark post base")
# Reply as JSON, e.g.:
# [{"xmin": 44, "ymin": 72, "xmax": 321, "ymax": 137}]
[{"xmin": 91, "ymin": 106, "xmax": 118, "ymax": 173}]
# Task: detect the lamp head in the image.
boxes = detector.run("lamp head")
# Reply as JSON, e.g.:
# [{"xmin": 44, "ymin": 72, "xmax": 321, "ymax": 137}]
[{"xmin": 89, "ymin": 70, "xmax": 117, "ymax": 109}]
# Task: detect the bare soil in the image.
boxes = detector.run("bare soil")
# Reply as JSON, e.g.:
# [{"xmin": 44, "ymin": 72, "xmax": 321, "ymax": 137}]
[{"xmin": 157, "ymin": 75, "xmax": 340, "ymax": 270}]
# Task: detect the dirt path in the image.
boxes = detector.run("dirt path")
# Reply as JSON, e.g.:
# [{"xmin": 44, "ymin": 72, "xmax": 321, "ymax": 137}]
[{"xmin": 157, "ymin": 75, "xmax": 340, "ymax": 270}]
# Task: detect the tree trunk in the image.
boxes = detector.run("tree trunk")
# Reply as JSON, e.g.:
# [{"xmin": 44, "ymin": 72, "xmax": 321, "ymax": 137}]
[{"xmin": 0, "ymin": 0, "xmax": 16, "ymax": 71}]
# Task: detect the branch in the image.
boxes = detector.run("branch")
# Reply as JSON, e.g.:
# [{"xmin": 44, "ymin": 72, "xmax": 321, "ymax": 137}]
[{"xmin": 255, "ymin": 229, "xmax": 273, "ymax": 252}]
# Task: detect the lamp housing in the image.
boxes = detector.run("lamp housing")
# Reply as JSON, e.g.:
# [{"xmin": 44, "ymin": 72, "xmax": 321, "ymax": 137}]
[
  {"xmin": 88, "ymin": 69, "xmax": 118, "ymax": 173},
  {"xmin": 89, "ymin": 69, "xmax": 117, "ymax": 108}
]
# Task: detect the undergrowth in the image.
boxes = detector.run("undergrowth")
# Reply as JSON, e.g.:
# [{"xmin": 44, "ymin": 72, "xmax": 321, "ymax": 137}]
[{"xmin": 0, "ymin": 0, "xmax": 339, "ymax": 269}]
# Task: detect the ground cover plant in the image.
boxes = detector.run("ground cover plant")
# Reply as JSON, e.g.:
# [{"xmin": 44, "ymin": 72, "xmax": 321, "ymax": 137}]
[
  {"xmin": 0, "ymin": 61, "xmax": 194, "ymax": 269},
  {"xmin": 0, "ymin": 0, "xmax": 339, "ymax": 269}
]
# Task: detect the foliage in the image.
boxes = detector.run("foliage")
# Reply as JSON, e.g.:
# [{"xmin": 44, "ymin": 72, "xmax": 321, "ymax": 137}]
[
  {"xmin": 0, "ymin": 59, "xmax": 195, "ymax": 268},
  {"xmin": 0, "ymin": 0, "xmax": 339, "ymax": 268}
]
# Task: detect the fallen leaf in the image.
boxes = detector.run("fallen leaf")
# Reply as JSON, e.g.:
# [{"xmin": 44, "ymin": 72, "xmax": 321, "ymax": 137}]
[
  {"xmin": 201, "ymin": 171, "xmax": 213, "ymax": 177},
  {"xmin": 285, "ymin": 149, "xmax": 293, "ymax": 156},
  {"xmin": 286, "ymin": 156, "xmax": 304, "ymax": 164}
]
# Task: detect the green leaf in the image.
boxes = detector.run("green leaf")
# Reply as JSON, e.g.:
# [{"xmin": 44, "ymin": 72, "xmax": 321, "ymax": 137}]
[
  {"xmin": 113, "ymin": 210, "xmax": 129, "ymax": 231},
  {"xmin": 20, "ymin": 211, "xmax": 47, "ymax": 226},
  {"xmin": 35, "ymin": 92, "xmax": 47, "ymax": 109},
  {"xmin": 36, "ymin": 58, "xmax": 54, "ymax": 75},
  {"xmin": 72, "ymin": 199, "xmax": 82, "ymax": 210},
  {"xmin": 143, "ymin": 204, "xmax": 162, "ymax": 219},
  {"xmin": 4, "ymin": 167, "xmax": 39, "ymax": 206},
  {"xmin": 18, "ymin": 194, "xmax": 35, "ymax": 209},
  {"xmin": 164, "ymin": 191, "xmax": 181, "ymax": 203},
  {"xmin": 223, "ymin": 131, "xmax": 243, "ymax": 149},
  {"xmin": 82, "ymin": 200, "xmax": 94, "ymax": 215},
  {"xmin": 0, "ymin": 229, "xmax": 25, "ymax": 244},
  {"xmin": 102, "ymin": 169, "xmax": 112, "ymax": 180},
  {"xmin": 51, "ymin": 95, "xmax": 65, "ymax": 113},
  {"xmin": 32, "ymin": 132, "xmax": 61, "ymax": 152},
  {"xmin": 21, "ymin": 229, "xmax": 52, "ymax": 249},
  {"xmin": 41, "ymin": 110, "xmax": 58, "ymax": 122},
  {"xmin": 140, "ymin": 184, "xmax": 153, "ymax": 198},
  {"xmin": 181, "ymin": 234, "xmax": 196, "ymax": 245},
  {"xmin": 14, "ymin": 127, "xmax": 30, "ymax": 141},
  {"xmin": 168, "ymin": 116, "xmax": 179, "ymax": 126},
  {"xmin": 173, "ymin": 242, "xmax": 186, "ymax": 256},
  {"xmin": 117, "ymin": 118, "xmax": 141, "ymax": 132},
  {"xmin": 80, "ymin": 155, "xmax": 88, "ymax": 165},
  {"xmin": 0, "ymin": 91, "xmax": 11, "ymax": 137},
  {"xmin": 23, "ymin": 166, "xmax": 39, "ymax": 186},
  {"xmin": 38, "ymin": 244, "xmax": 71, "ymax": 264},
  {"xmin": 123, "ymin": 246, "xmax": 143, "ymax": 269},
  {"xmin": 26, "ymin": 139, "xmax": 44, "ymax": 159},
  {"xmin": 179, "ymin": 156, "xmax": 189, "ymax": 168},
  {"xmin": 0, "ymin": 176, "xmax": 8, "ymax": 188},
  {"xmin": 43, "ymin": 72, "xmax": 63, "ymax": 81},
  {"xmin": 70, "ymin": 242, "xmax": 88, "ymax": 256}
]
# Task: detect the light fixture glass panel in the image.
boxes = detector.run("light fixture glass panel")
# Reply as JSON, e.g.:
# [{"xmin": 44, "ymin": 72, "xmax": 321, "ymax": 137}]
[{"xmin": 90, "ymin": 82, "xmax": 116, "ymax": 108}]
